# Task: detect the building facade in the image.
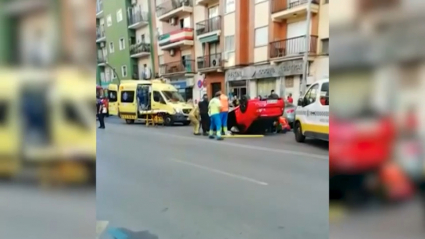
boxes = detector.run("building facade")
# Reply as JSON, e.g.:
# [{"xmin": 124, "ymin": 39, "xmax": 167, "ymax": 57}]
[{"xmin": 96, "ymin": 0, "xmax": 158, "ymax": 88}]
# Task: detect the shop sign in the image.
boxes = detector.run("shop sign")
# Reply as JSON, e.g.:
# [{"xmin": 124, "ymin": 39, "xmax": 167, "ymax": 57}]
[
  {"xmin": 225, "ymin": 69, "xmax": 244, "ymax": 81},
  {"xmin": 277, "ymin": 60, "xmax": 303, "ymax": 76},
  {"xmin": 251, "ymin": 65, "xmax": 279, "ymax": 79},
  {"xmin": 170, "ymin": 80, "xmax": 186, "ymax": 89}
]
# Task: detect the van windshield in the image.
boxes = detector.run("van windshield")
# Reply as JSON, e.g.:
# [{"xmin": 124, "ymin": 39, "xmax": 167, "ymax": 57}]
[{"xmin": 162, "ymin": 91, "xmax": 185, "ymax": 103}]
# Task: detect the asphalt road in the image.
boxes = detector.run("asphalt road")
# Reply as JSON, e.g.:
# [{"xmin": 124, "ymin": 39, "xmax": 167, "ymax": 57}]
[{"xmin": 97, "ymin": 117, "xmax": 329, "ymax": 239}]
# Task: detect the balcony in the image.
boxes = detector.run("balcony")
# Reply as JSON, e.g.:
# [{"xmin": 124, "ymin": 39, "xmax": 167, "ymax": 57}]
[
  {"xmin": 97, "ymin": 54, "xmax": 106, "ymax": 66},
  {"xmin": 158, "ymin": 28, "xmax": 194, "ymax": 50},
  {"xmin": 269, "ymin": 35, "xmax": 318, "ymax": 60},
  {"xmin": 271, "ymin": 0, "xmax": 319, "ymax": 21},
  {"xmin": 159, "ymin": 60, "xmax": 195, "ymax": 76},
  {"xmin": 156, "ymin": 0, "xmax": 193, "ymax": 22},
  {"xmin": 130, "ymin": 43, "xmax": 151, "ymax": 58},
  {"xmin": 96, "ymin": 27, "xmax": 106, "ymax": 42},
  {"xmin": 197, "ymin": 53, "xmax": 223, "ymax": 72},
  {"xmin": 96, "ymin": 0, "xmax": 104, "ymax": 18},
  {"xmin": 196, "ymin": 0, "xmax": 219, "ymax": 6},
  {"xmin": 128, "ymin": 10, "xmax": 149, "ymax": 29},
  {"xmin": 196, "ymin": 16, "xmax": 221, "ymax": 39}
]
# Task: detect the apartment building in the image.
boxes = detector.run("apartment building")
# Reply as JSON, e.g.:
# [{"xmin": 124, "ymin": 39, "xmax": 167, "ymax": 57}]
[
  {"xmin": 96, "ymin": 0, "xmax": 157, "ymax": 88},
  {"xmin": 155, "ymin": 0, "xmax": 196, "ymax": 100},
  {"xmin": 1, "ymin": 0, "xmax": 57, "ymax": 66}
]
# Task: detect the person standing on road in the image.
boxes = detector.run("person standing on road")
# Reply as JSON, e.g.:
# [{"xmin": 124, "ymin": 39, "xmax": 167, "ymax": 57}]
[
  {"xmin": 188, "ymin": 101, "xmax": 201, "ymax": 135},
  {"xmin": 208, "ymin": 92, "xmax": 223, "ymax": 140},
  {"xmin": 287, "ymin": 93, "xmax": 293, "ymax": 104},
  {"xmin": 219, "ymin": 91, "xmax": 229, "ymax": 135},
  {"xmin": 198, "ymin": 94, "xmax": 210, "ymax": 136},
  {"xmin": 97, "ymin": 96, "xmax": 106, "ymax": 129}
]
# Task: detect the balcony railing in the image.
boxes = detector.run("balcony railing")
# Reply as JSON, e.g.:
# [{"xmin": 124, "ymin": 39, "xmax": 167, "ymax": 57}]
[
  {"xmin": 96, "ymin": 27, "xmax": 105, "ymax": 39},
  {"xmin": 97, "ymin": 54, "xmax": 106, "ymax": 64},
  {"xmin": 130, "ymin": 43, "xmax": 151, "ymax": 55},
  {"xmin": 128, "ymin": 10, "xmax": 148, "ymax": 26},
  {"xmin": 197, "ymin": 53, "xmax": 222, "ymax": 69},
  {"xmin": 156, "ymin": 0, "xmax": 193, "ymax": 17},
  {"xmin": 271, "ymin": 0, "xmax": 319, "ymax": 14},
  {"xmin": 196, "ymin": 16, "xmax": 221, "ymax": 36},
  {"xmin": 96, "ymin": 0, "xmax": 103, "ymax": 13},
  {"xmin": 160, "ymin": 60, "xmax": 195, "ymax": 75},
  {"xmin": 269, "ymin": 35, "xmax": 318, "ymax": 58}
]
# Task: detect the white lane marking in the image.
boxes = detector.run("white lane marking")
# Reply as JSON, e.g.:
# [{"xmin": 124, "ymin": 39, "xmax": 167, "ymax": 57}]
[
  {"xmin": 120, "ymin": 127, "xmax": 328, "ymax": 160},
  {"xmin": 170, "ymin": 158, "xmax": 268, "ymax": 186}
]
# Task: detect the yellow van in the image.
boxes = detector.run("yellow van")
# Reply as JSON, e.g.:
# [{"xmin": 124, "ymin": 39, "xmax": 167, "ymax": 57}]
[
  {"xmin": 0, "ymin": 74, "xmax": 21, "ymax": 179},
  {"xmin": 117, "ymin": 79, "xmax": 193, "ymax": 125}
]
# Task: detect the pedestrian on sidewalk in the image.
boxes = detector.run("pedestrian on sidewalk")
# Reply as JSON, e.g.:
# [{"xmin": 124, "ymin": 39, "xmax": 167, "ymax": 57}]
[
  {"xmin": 198, "ymin": 94, "xmax": 210, "ymax": 136},
  {"xmin": 219, "ymin": 91, "xmax": 230, "ymax": 135},
  {"xmin": 188, "ymin": 101, "xmax": 201, "ymax": 135},
  {"xmin": 97, "ymin": 96, "xmax": 106, "ymax": 129},
  {"xmin": 208, "ymin": 92, "xmax": 223, "ymax": 140}
]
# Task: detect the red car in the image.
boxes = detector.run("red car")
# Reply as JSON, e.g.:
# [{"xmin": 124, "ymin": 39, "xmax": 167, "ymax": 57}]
[{"xmin": 228, "ymin": 97, "xmax": 284, "ymax": 134}]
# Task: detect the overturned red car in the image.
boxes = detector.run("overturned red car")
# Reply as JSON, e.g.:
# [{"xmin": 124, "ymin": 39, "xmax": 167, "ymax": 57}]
[{"xmin": 227, "ymin": 97, "xmax": 284, "ymax": 134}]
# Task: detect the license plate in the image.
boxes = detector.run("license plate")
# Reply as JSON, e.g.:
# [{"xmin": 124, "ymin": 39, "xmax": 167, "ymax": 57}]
[{"xmin": 267, "ymin": 100, "xmax": 277, "ymax": 104}]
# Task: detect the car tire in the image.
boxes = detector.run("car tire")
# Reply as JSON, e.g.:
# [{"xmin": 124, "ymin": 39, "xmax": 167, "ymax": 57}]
[
  {"xmin": 239, "ymin": 96, "xmax": 248, "ymax": 113},
  {"xmin": 294, "ymin": 121, "xmax": 306, "ymax": 143},
  {"xmin": 125, "ymin": 119, "xmax": 135, "ymax": 124},
  {"xmin": 164, "ymin": 115, "xmax": 174, "ymax": 126}
]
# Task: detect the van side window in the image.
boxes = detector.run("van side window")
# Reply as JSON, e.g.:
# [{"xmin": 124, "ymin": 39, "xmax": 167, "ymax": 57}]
[
  {"xmin": 121, "ymin": 91, "xmax": 134, "ymax": 103},
  {"xmin": 320, "ymin": 82, "xmax": 329, "ymax": 106},
  {"xmin": 153, "ymin": 91, "xmax": 162, "ymax": 103},
  {"xmin": 0, "ymin": 101, "xmax": 8, "ymax": 124},
  {"xmin": 108, "ymin": 91, "xmax": 117, "ymax": 103},
  {"xmin": 304, "ymin": 84, "xmax": 319, "ymax": 106}
]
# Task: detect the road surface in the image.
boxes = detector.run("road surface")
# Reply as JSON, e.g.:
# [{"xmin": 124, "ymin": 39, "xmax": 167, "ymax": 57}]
[{"xmin": 97, "ymin": 117, "xmax": 329, "ymax": 239}]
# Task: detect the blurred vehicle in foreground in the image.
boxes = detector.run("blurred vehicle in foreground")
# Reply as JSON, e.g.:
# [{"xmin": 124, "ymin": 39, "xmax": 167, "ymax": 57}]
[{"xmin": 0, "ymin": 69, "xmax": 96, "ymax": 185}]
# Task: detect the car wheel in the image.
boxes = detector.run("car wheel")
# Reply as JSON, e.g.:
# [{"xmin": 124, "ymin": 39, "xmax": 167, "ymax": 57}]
[
  {"xmin": 125, "ymin": 119, "xmax": 135, "ymax": 124},
  {"xmin": 164, "ymin": 115, "xmax": 174, "ymax": 126},
  {"xmin": 294, "ymin": 122, "xmax": 305, "ymax": 143},
  {"xmin": 239, "ymin": 96, "xmax": 248, "ymax": 113}
]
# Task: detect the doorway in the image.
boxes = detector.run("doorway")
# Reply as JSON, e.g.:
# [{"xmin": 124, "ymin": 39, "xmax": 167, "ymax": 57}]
[{"xmin": 210, "ymin": 82, "xmax": 221, "ymax": 97}]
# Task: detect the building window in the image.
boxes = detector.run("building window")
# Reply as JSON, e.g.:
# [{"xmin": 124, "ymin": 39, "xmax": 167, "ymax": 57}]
[
  {"xmin": 224, "ymin": 35, "xmax": 235, "ymax": 58},
  {"xmin": 321, "ymin": 38, "xmax": 329, "ymax": 55},
  {"xmin": 119, "ymin": 38, "xmax": 125, "ymax": 50},
  {"xmin": 225, "ymin": 0, "xmax": 235, "ymax": 13},
  {"xmin": 109, "ymin": 42, "xmax": 114, "ymax": 53},
  {"xmin": 121, "ymin": 65, "xmax": 127, "ymax": 77},
  {"xmin": 116, "ymin": 9, "xmax": 123, "ymax": 22},
  {"xmin": 255, "ymin": 0, "xmax": 267, "ymax": 3},
  {"xmin": 106, "ymin": 14, "xmax": 112, "ymax": 27},
  {"xmin": 254, "ymin": 26, "xmax": 268, "ymax": 47},
  {"xmin": 158, "ymin": 55, "xmax": 164, "ymax": 65}
]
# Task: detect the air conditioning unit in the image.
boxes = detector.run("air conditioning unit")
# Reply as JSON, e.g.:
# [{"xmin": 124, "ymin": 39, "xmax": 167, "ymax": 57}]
[
  {"xmin": 100, "ymin": 42, "xmax": 105, "ymax": 48},
  {"xmin": 169, "ymin": 49, "xmax": 175, "ymax": 56},
  {"xmin": 169, "ymin": 18, "xmax": 176, "ymax": 25},
  {"xmin": 211, "ymin": 57, "xmax": 218, "ymax": 67}
]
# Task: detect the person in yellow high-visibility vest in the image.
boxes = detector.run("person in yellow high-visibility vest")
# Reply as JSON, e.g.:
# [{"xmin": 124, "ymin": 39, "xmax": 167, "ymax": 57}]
[{"xmin": 208, "ymin": 92, "xmax": 223, "ymax": 140}]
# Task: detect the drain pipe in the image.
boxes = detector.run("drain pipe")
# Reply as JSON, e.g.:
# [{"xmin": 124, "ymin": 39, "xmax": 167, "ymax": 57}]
[{"xmin": 300, "ymin": 0, "xmax": 312, "ymax": 96}]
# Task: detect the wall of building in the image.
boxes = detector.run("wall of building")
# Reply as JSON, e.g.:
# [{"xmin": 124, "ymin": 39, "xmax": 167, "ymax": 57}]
[
  {"xmin": 253, "ymin": 0, "xmax": 269, "ymax": 64},
  {"xmin": 104, "ymin": 0, "xmax": 133, "ymax": 80}
]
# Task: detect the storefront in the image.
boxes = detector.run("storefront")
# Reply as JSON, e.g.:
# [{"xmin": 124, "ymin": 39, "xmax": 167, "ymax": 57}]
[
  {"xmin": 204, "ymin": 72, "xmax": 225, "ymax": 99},
  {"xmin": 169, "ymin": 80, "xmax": 188, "ymax": 101},
  {"xmin": 225, "ymin": 60, "xmax": 304, "ymax": 99}
]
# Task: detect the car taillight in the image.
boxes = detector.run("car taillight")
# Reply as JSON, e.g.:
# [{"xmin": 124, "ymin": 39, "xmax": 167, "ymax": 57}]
[{"xmin": 286, "ymin": 109, "xmax": 294, "ymax": 113}]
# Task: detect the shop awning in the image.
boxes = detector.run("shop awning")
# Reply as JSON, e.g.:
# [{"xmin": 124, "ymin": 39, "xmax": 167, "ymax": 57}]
[{"xmin": 199, "ymin": 35, "xmax": 219, "ymax": 43}]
